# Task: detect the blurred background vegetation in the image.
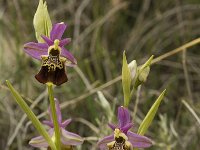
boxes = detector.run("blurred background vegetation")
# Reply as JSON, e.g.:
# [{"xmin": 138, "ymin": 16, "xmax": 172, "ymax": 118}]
[{"xmin": 0, "ymin": 0, "xmax": 200, "ymax": 149}]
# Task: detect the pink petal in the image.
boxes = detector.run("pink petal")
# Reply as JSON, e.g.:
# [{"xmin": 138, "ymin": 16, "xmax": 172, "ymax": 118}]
[
  {"xmin": 97, "ymin": 134, "xmax": 114, "ymax": 150},
  {"xmin": 118, "ymin": 106, "xmax": 131, "ymax": 128},
  {"xmin": 41, "ymin": 35, "xmax": 54, "ymax": 46},
  {"xmin": 59, "ymin": 38, "xmax": 71, "ymax": 47},
  {"xmin": 42, "ymin": 120, "xmax": 54, "ymax": 128},
  {"xmin": 127, "ymin": 131, "xmax": 152, "ymax": 148},
  {"xmin": 23, "ymin": 42, "xmax": 48, "ymax": 60},
  {"xmin": 108, "ymin": 123, "xmax": 117, "ymax": 130},
  {"xmin": 29, "ymin": 136, "xmax": 48, "ymax": 148},
  {"xmin": 50, "ymin": 23, "xmax": 67, "ymax": 41},
  {"xmin": 61, "ymin": 47, "xmax": 77, "ymax": 66},
  {"xmin": 61, "ymin": 118, "xmax": 72, "ymax": 128},
  {"xmin": 121, "ymin": 123, "xmax": 133, "ymax": 133},
  {"xmin": 55, "ymin": 99, "xmax": 62, "ymax": 124},
  {"xmin": 61, "ymin": 128, "xmax": 84, "ymax": 146},
  {"xmin": 29, "ymin": 129, "xmax": 54, "ymax": 148}
]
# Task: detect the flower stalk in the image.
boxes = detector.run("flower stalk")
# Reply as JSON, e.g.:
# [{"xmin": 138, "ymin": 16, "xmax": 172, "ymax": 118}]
[{"xmin": 47, "ymin": 83, "xmax": 61, "ymax": 150}]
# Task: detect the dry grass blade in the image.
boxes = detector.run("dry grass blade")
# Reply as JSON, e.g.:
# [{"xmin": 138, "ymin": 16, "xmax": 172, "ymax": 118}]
[
  {"xmin": 152, "ymin": 38, "xmax": 200, "ymax": 64},
  {"xmin": 182, "ymin": 100, "xmax": 200, "ymax": 125}
]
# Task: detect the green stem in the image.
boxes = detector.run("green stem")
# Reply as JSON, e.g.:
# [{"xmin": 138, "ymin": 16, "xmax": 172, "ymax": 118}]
[
  {"xmin": 130, "ymin": 87, "xmax": 135, "ymax": 99},
  {"xmin": 47, "ymin": 83, "xmax": 61, "ymax": 150},
  {"xmin": 124, "ymin": 86, "xmax": 135, "ymax": 107},
  {"xmin": 133, "ymin": 86, "xmax": 141, "ymax": 119}
]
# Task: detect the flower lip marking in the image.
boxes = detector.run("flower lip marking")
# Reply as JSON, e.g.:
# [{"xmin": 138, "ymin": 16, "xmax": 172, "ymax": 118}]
[{"xmin": 43, "ymin": 39, "xmax": 65, "ymax": 72}]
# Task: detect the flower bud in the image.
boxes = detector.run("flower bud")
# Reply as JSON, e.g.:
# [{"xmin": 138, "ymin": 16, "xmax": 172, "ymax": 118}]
[
  {"xmin": 138, "ymin": 66, "xmax": 150, "ymax": 83},
  {"xmin": 128, "ymin": 60, "xmax": 137, "ymax": 81},
  {"xmin": 134, "ymin": 56, "xmax": 153, "ymax": 88}
]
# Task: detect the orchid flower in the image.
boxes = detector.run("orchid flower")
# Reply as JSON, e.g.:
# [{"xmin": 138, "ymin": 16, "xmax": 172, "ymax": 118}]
[
  {"xmin": 98, "ymin": 106, "xmax": 152, "ymax": 150},
  {"xmin": 29, "ymin": 99, "xmax": 83, "ymax": 149},
  {"xmin": 24, "ymin": 22, "xmax": 77, "ymax": 86}
]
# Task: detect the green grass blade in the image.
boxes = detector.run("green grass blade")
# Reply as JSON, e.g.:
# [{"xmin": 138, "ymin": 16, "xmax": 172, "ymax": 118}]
[
  {"xmin": 6, "ymin": 80, "xmax": 57, "ymax": 150},
  {"xmin": 138, "ymin": 89, "xmax": 166, "ymax": 135},
  {"xmin": 182, "ymin": 99, "xmax": 200, "ymax": 125}
]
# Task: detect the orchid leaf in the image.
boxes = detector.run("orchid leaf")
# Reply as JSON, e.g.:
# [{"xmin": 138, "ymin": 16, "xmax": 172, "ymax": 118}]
[
  {"xmin": 138, "ymin": 89, "xmax": 166, "ymax": 135},
  {"xmin": 33, "ymin": 0, "xmax": 52, "ymax": 42},
  {"xmin": 122, "ymin": 51, "xmax": 131, "ymax": 107}
]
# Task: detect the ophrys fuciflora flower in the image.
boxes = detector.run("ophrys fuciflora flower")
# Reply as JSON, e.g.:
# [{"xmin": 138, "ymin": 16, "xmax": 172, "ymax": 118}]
[
  {"xmin": 24, "ymin": 22, "xmax": 76, "ymax": 86},
  {"xmin": 98, "ymin": 106, "xmax": 152, "ymax": 150}
]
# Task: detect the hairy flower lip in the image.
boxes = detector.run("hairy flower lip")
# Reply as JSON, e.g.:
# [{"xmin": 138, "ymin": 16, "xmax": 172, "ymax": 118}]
[
  {"xmin": 35, "ymin": 65, "xmax": 68, "ymax": 86},
  {"xmin": 97, "ymin": 106, "xmax": 152, "ymax": 149}
]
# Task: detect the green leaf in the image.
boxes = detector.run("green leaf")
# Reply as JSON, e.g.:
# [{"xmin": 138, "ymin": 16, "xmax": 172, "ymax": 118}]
[
  {"xmin": 122, "ymin": 51, "xmax": 131, "ymax": 107},
  {"xmin": 33, "ymin": 0, "xmax": 52, "ymax": 42},
  {"xmin": 139, "ymin": 55, "xmax": 154, "ymax": 71},
  {"xmin": 6, "ymin": 80, "xmax": 57, "ymax": 150},
  {"xmin": 138, "ymin": 89, "xmax": 166, "ymax": 135}
]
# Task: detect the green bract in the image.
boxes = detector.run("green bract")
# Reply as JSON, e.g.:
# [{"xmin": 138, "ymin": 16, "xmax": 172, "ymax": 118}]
[
  {"xmin": 134, "ymin": 55, "xmax": 154, "ymax": 88},
  {"xmin": 138, "ymin": 66, "xmax": 150, "ymax": 82},
  {"xmin": 122, "ymin": 51, "xmax": 131, "ymax": 107},
  {"xmin": 33, "ymin": 0, "xmax": 52, "ymax": 42}
]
